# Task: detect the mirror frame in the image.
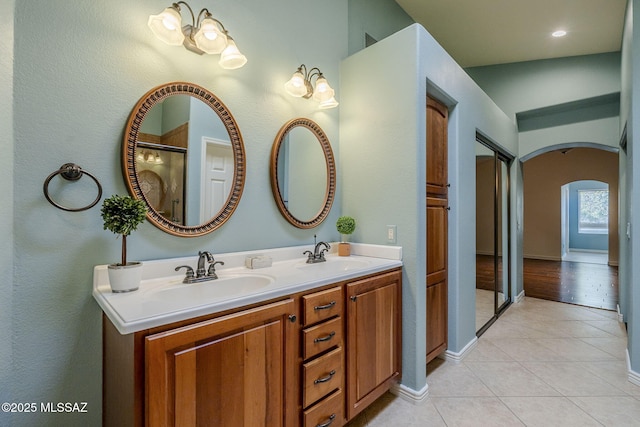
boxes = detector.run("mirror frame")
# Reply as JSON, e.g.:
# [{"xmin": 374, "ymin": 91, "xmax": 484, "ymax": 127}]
[
  {"xmin": 122, "ymin": 82, "xmax": 246, "ymax": 237},
  {"xmin": 270, "ymin": 118, "xmax": 336, "ymax": 229}
]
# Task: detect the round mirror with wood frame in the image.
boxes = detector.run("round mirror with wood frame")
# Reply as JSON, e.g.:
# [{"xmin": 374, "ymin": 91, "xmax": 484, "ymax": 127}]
[
  {"xmin": 270, "ymin": 118, "xmax": 336, "ymax": 228},
  {"xmin": 123, "ymin": 82, "xmax": 245, "ymax": 237}
]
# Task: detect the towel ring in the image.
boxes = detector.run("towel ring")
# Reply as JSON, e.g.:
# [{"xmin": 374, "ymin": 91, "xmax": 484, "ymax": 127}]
[{"xmin": 43, "ymin": 163, "xmax": 103, "ymax": 212}]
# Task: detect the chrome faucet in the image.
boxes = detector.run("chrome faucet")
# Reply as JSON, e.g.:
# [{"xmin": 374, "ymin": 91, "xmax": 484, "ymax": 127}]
[
  {"xmin": 175, "ymin": 251, "xmax": 225, "ymax": 284},
  {"xmin": 196, "ymin": 251, "xmax": 213, "ymax": 277},
  {"xmin": 304, "ymin": 235, "xmax": 331, "ymax": 264}
]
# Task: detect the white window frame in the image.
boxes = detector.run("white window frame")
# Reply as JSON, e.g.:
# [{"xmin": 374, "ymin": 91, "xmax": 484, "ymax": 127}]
[{"xmin": 578, "ymin": 189, "xmax": 608, "ymax": 235}]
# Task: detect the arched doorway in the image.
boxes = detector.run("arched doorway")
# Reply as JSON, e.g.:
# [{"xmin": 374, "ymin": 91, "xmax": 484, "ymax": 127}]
[{"xmin": 521, "ymin": 145, "xmax": 619, "ymax": 310}]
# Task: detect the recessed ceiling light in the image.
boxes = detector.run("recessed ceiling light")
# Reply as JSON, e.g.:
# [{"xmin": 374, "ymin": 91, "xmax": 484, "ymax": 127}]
[{"xmin": 552, "ymin": 30, "xmax": 567, "ymax": 38}]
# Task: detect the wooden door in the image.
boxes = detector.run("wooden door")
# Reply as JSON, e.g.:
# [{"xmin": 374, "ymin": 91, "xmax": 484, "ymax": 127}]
[
  {"xmin": 145, "ymin": 299, "xmax": 296, "ymax": 427},
  {"xmin": 346, "ymin": 271, "xmax": 401, "ymax": 420},
  {"xmin": 427, "ymin": 98, "xmax": 448, "ymax": 198},
  {"xmin": 426, "ymin": 96, "xmax": 448, "ymax": 363}
]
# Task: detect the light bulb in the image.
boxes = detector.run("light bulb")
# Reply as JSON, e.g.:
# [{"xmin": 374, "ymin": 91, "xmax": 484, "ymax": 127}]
[
  {"xmin": 219, "ymin": 37, "xmax": 247, "ymax": 69},
  {"xmin": 148, "ymin": 6, "xmax": 185, "ymax": 46},
  {"xmin": 312, "ymin": 76, "xmax": 335, "ymax": 102},
  {"xmin": 319, "ymin": 96, "xmax": 339, "ymax": 109},
  {"xmin": 284, "ymin": 71, "xmax": 308, "ymax": 97},
  {"xmin": 193, "ymin": 17, "xmax": 227, "ymax": 54}
]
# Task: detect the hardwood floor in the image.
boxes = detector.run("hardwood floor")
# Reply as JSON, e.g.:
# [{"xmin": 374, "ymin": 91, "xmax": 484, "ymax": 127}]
[{"xmin": 523, "ymin": 258, "xmax": 618, "ymax": 310}]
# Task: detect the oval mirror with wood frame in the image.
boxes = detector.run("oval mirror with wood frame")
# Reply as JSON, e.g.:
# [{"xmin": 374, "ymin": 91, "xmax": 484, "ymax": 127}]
[
  {"xmin": 123, "ymin": 82, "xmax": 245, "ymax": 237},
  {"xmin": 270, "ymin": 118, "xmax": 336, "ymax": 228}
]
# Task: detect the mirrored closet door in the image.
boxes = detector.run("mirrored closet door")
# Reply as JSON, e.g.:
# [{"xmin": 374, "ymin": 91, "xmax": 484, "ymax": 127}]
[{"xmin": 475, "ymin": 136, "xmax": 512, "ymax": 335}]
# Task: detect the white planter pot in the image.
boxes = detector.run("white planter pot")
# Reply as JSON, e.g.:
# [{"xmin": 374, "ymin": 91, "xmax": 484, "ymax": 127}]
[{"xmin": 107, "ymin": 262, "xmax": 142, "ymax": 293}]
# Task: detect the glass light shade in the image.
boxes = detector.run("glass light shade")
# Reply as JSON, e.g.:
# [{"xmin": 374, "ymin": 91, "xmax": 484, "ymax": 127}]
[
  {"xmin": 154, "ymin": 152, "xmax": 164, "ymax": 164},
  {"xmin": 193, "ymin": 17, "xmax": 227, "ymax": 54},
  {"xmin": 219, "ymin": 38, "xmax": 247, "ymax": 69},
  {"xmin": 319, "ymin": 96, "xmax": 339, "ymax": 109},
  {"xmin": 284, "ymin": 71, "xmax": 308, "ymax": 97},
  {"xmin": 148, "ymin": 7, "xmax": 185, "ymax": 46},
  {"xmin": 312, "ymin": 76, "xmax": 335, "ymax": 102}
]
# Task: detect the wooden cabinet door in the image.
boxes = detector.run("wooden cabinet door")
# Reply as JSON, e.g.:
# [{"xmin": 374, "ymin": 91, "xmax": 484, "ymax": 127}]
[
  {"xmin": 426, "ymin": 197, "xmax": 448, "ymax": 363},
  {"xmin": 145, "ymin": 299, "xmax": 296, "ymax": 427},
  {"xmin": 426, "ymin": 97, "xmax": 448, "ymax": 197},
  {"xmin": 345, "ymin": 271, "xmax": 401, "ymax": 421}
]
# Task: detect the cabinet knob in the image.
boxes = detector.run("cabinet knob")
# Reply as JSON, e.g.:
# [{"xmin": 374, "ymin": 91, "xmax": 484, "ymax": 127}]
[
  {"xmin": 288, "ymin": 314, "xmax": 297, "ymax": 323},
  {"xmin": 350, "ymin": 295, "xmax": 357, "ymax": 302}
]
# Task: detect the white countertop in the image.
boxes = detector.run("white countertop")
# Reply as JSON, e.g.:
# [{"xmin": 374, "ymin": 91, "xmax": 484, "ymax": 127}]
[{"xmin": 93, "ymin": 243, "xmax": 402, "ymax": 335}]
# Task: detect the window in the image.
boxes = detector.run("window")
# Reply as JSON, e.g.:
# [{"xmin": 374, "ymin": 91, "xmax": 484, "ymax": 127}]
[{"xmin": 578, "ymin": 189, "xmax": 608, "ymax": 234}]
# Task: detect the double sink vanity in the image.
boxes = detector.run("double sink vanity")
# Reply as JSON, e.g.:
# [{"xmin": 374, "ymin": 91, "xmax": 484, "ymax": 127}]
[
  {"xmin": 95, "ymin": 243, "xmax": 402, "ymax": 427},
  {"xmin": 94, "ymin": 81, "xmax": 403, "ymax": 426}
]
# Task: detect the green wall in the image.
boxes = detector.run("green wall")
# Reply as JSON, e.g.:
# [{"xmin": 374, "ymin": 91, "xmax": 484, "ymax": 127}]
[
  {"xmin": 0, "ymin": 1, "xmax": 14, "ymax": 426},
  {"xmin": 348, "ymin": 0, "xmax": 414, "ymax": 55},
  {"xmin": 341, "ymin": 24, "xmax": 518, "ymax": 394},
  {"xmin": 7, "ymin": 0, "xmax": 346, "ymax": 424}
]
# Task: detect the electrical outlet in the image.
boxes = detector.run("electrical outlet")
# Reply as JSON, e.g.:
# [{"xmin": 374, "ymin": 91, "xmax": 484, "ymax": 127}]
[{"xmin": 386, "ymin": 225, "xmax": 397, "ymax": 244}]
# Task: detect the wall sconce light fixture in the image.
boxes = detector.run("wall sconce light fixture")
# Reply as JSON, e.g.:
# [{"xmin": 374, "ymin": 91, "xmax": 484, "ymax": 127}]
[
  {"xmin": 148, "ymin": 2, "xmax": 247, "ymax": 69},
  {"xmin": 284, "ymin": 64, "xmax": 339, "ymax": 109}
]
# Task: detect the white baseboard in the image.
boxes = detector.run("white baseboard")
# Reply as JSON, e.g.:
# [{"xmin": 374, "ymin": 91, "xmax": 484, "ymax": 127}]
[
  {"xmin": 390, "ymin": 381, "xmax": 429, "ymax": 404},
  {"xmin": 514, "ymin": 290, "xmax": 525, "ymax": 304},
  {"xmin": 441, "ymin": 337, "xmax": 478, "ymax": 363},
  {"xmin": 617, "ymin": 304, "xmax": 624, "ymax": 323},
  {"xmin": 626, "ymin": 350, "xmax": 640, "ymax": 387}
]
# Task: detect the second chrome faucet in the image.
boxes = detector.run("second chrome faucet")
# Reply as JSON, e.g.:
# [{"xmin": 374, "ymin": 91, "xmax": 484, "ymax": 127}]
[
  {"xmin": 175, "ymin": 251, "xmax": 225, "ymax": 284},
  {"xmin": 304, "ymin": 236, "xmax": 331, "ymax": 264}
]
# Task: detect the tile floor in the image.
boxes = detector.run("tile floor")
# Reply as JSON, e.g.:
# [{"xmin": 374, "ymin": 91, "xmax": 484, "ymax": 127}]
[{"xmin": 346, "ymin": 297, "xmax": 640, "ymax": 426}]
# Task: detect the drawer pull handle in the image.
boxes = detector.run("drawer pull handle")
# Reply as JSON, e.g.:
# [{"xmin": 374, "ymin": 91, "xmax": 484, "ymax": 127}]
[
  {"xmin": 314, "ymin": 301, "xmax": 336, "ymax": 311},
  {"xmin": 314, "ymin": 331, "xmax": 336, "ymax": 343},
  {"xmin": 316, "ymin": 414, "xmax": 336, "ymax": 427},
  {"xmin": 314, "ymin": 370, "xmax": 336, "ymax": 384}
]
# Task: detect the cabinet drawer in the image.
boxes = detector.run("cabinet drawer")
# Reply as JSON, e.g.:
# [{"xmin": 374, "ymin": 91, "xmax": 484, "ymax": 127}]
[
  {"xmin": 303, "ymin": 317, "xmax": 343, "ymax": 360},
  {"xmin": 303, "ymin": 287, "xmax": 342, "ymax": 326},
  {"xmin": 303, "ymin": 389, "xmax": 344, "ymax": 427},
  {"xmin": 303, "ymin": 347, "xmax": 343, "ymax": 408}
]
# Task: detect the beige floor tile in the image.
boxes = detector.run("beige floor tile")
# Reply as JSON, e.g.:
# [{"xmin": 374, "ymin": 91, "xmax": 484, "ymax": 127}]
[
  {"xmin": 431, "ymin": 397, "xmax": 525, "ymax": 426},
  {"xmin": 580, "ymin": 361, "xmax": 640, "ymax": 396},
  {"xmin": 533, "ymin": 338, "xmax": 618, "ymax": 361},
  {"xmin": 579, "ymin": 337, "xmax": 628, "ymax": 359},
  {"xmin": 487, "ymin": 338, "xmax": 568, "ymax": 362},
  {"xmin": 583, "ymin": 319, "xmax": 628, "ymax": 337},
  {"xmin": 365, "ymin": 394, "xmax": 446, "ymax": 427},
  {"xmin": 569, "ymin": 396, "xmax": 640, "ymax": 426},
  {"xmin": 500, "ymin": 396, "xmax": 602, "ymax": 427},
  {"xmin": 426, "ymin": 361, "xmax": 494, "ymax": 397},
  {"xmin": 465, "ymin": 361, "xmax": 561, "ymax": 397},
  {"xmin": 532, "ymin": 320, "xmax": 616, "ymax": 338},
  {"xmin": 464, "ymin": 339, "xmax": 515, "ymax": 362},
  {"xmin": 521, "ymin": 362, "xmax": 628, "ymax": 396}
]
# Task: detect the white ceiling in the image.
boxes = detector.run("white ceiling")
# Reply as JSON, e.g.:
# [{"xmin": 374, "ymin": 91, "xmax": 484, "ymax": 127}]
[{"xmin": 394, "ymin": 0, "xmax": 628, "ymax": 67}]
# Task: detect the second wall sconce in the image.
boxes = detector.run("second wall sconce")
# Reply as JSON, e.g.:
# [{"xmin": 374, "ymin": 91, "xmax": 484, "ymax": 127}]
[
  {"xmin": 148, "ymin": 1, "xmax": 247, "ymax": 69},
  {"xmin": 284, "ymin": 64, "xmax": 339, "ymax": 109}
]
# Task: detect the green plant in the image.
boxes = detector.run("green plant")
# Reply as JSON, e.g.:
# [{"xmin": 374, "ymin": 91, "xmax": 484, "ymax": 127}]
[
  {"xmin": 101, "ymin": 195, "xmax": 147, "ymax": 266},
  {"xmin": 336, "ymin": 216, "xmax": 356, "ymax": 236}
]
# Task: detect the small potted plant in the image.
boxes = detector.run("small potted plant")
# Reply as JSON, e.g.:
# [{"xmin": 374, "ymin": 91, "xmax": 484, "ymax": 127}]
[
  {"xmin": 336, "ymin": 215, "xmax": 356, "ymax": 256},
  {"xmin": 101, "ymin": 194, "xmax": 147, "ymax": 292}
]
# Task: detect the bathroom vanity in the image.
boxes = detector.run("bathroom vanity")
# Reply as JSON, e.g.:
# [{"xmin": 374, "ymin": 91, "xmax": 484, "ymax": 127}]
[{"xmin": 94, "ymin": 244, "xmax": 402, "ymax": 427}]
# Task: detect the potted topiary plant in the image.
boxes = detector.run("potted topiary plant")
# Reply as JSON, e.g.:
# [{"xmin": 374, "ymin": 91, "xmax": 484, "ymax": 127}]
[
  {"xmin": 336, "ymin": 215, "xmax": 356, "ymax": 256},
  {"xmin": 101, "ymin": 194, "xmax": 147, "ymax": 292}
]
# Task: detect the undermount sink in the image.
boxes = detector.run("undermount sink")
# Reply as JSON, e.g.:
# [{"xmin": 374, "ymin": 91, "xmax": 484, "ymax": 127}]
[
  {"xmin": 296, "ymin": 257, "xmax": 370, "ymax": 271},
  {"xmin": 145, "ymin": 274, "xmax": 274, "ymax": 304}
]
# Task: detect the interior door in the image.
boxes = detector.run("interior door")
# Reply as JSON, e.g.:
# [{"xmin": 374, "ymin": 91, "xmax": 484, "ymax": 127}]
[
  {"xmin": 201, "ymin": 139, "xmax": 234, "ymax": 222},
  {"xmin": 426, "ymin": 97, "xmax": 448, "ymax": 363}
]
